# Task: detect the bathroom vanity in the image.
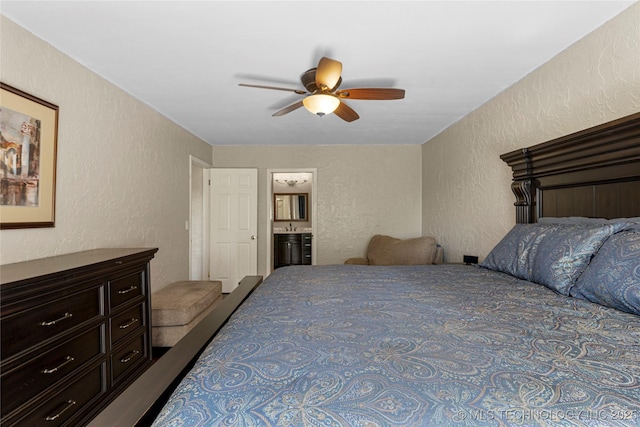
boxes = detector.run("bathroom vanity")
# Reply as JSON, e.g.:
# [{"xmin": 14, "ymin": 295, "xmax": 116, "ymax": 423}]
[{"xmin": 273, "ymin": 233, "xmax": 312, "ymax": 269}]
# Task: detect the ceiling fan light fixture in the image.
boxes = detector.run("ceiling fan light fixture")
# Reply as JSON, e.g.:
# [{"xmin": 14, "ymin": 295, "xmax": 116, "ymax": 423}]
[{"xmin": 302, "ymin": 94, "xmax": 340, "ymax": 117}]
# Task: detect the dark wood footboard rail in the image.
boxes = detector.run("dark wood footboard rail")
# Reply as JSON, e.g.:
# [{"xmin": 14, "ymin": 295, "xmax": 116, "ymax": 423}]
[
  {"xmin": 501, "ymin": 112, "xmax": 640, "ymax": 223},
  {"xmin": 88, "ymin": 275, "xmax": 263, "ymax": 427}
]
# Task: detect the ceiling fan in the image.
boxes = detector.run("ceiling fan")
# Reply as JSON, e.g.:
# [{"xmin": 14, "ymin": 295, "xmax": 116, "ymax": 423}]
[{"xmin": 239, "ymin": 57, "xmax": 405, "ymax": 122}]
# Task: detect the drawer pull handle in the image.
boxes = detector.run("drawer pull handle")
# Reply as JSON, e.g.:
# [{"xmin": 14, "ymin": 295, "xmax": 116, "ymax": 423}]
[
  {"xmin": 41, "ymin": 312, "xmax": 73, "ymax": 326},
  {"xmin": 43, "ymin": 356, "xmax": 75, "ymax": 374},
  {"xmin": 45, "ymin": 399, "xmax": 76, "ymax": 421},
  {"xmin": 119, "ymin": 318, "xmax": 139, "ymax": 329},
  {"xmin": 117, "ymin": 285, "xmax": 138, "ymax": 295},
  {"xmin": 120, "ymin": 350, "xmax": 140, "ymax": 364}
]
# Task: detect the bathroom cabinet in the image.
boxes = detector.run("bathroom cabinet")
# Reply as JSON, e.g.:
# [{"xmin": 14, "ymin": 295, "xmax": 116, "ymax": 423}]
[{"xmin": 274, "ymin": 233, "xmax": 312, "ymax": 269}]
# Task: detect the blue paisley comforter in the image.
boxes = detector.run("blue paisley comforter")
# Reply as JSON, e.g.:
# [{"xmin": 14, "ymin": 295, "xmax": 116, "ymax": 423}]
[{"xmin": 152, "ymin": 265, "xmax": 640, "ymax": 426}]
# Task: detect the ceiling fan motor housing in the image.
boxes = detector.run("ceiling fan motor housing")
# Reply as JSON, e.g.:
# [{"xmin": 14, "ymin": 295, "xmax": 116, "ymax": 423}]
[
  {"xmin": 301, "ymin": 68, "xmax": 342, "ymax": 93},
  {"xmin": 301, "ymin": 68, "xmax": 318, "ymax": 93}
]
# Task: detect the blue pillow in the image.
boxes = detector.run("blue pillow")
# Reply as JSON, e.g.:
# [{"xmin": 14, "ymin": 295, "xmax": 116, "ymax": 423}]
[
  {"xmin": 538, "ymin": 216, "xmax": 640, "ymax": 225},
  {"xmin": 481, "ymin": 223, "xmax": 626, "ymax": 295},
  {"xmin": 480, "ymin": 224, "xmax": 552, "ymax": 281},
  {"xmin": 570, "ymin": 229, "xmax": 640, "ymax": 316}
]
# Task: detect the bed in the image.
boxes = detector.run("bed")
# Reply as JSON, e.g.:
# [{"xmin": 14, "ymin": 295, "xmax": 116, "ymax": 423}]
[{"xmin": 90, "ymin": 112, "xmax": 640, "ymax": 427}]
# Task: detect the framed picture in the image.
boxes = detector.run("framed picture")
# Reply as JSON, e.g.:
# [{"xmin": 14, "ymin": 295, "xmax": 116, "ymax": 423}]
[{"xmin": 0, "ymin": 83, "xmax": 59, "ymax": 229}]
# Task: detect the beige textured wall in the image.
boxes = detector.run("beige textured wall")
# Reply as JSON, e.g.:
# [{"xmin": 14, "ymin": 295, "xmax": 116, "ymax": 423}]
[
  {"xmin": 213, "ymin": 145, "xmax": 422, "ymax": 273},
  {"xmin": 0, "ymin": 17, "xmax": 213, "ymax": 290},
  {"xmin": 422, "ymin": 4, "xmax": 640, "ymax": 263},
  {"xmin": 4, "ymin": 3, "xmax": 636, "ymax": 283}
]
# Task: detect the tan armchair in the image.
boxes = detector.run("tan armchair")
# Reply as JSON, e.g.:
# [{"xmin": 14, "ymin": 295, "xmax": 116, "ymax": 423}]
[{"xmin": 345, "ymin": 234, "xmax": 444, "ymax": 266}]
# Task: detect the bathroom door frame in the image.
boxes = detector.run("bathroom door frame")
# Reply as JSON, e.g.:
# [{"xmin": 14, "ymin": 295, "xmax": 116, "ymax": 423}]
[
  {"xmin": 266, "ymin": 168, "xmax": 317, "ymax": 277},
  {"xmin": 189, "ymin": 155, "xmax": 211, "ymax": 280}
]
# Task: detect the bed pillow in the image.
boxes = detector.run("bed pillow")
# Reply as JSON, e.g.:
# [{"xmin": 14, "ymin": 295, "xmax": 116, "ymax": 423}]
[
  {"xmin": 480, "ymin": 223, "xmax": 626, "ymax": 295},
  {"xmin": 480, "ymin": 224, "xmax": 549, "ymax": 280},
  {"xmin": 538, "ymin": 216, "xmax": 640, "ymax": 226},
  {"xmin": 570, "ymin": 229, "xmax": 640, "ymax": 316}
]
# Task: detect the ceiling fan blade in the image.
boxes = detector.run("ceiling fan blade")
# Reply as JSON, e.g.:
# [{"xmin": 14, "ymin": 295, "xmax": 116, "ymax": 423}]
[
  {"xmin": 335, "ymin": 88, "xmax": 405, "ymax": 100},
  {"xmin": 272, "ymin": 101, "xmax": 304, "ymax": 117},
  {"xmin": 315, "ymin": 57, "xmax": 342, "ymax": 91},
  {"xmin": 334, "ymin": 101, "xmax": 359, "ymax": 122},
  {"xmin": 239, "ymin": 83, "xmax": 306, "ymax": 95}
]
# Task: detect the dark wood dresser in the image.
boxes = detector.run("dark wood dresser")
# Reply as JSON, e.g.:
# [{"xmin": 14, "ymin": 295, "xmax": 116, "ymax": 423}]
[{"xmin": 0, "ymin": 248, "xmax": 158, "ymax": 426}]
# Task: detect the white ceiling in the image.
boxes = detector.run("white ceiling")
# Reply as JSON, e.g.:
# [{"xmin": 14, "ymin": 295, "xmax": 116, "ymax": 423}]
[{"xmin": 2, "ymin": 1, "xmax": 635, "ymax": 146}]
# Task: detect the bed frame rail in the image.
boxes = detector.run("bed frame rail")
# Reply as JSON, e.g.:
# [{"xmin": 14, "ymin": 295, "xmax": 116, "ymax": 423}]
[{"xmin": 87, "ymin": 275, "xmax": 263, "ymax": 427}]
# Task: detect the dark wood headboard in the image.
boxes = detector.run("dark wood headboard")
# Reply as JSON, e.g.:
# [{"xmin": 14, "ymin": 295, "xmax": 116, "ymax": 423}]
[{"xmin": 501, "ymin": 112, "xmax": 640, "ymax": 223}]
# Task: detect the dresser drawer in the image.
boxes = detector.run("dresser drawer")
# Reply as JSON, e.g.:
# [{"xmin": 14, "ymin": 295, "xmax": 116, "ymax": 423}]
[
  {"xmin": 110, "ymin": 303, "xmax": 145, "ymax": 345},
  {"xmin": 1, "ymin": 325, "xmax": 104, "ymax": 418},
  {"xmin": 1, "ymin": 286, "xmax": 104, "ymax": 360},
  {"xmin": 111, "ymin": 333, "xmax": 147, "ymax": 384},
  {"xmin": 11, "ymin": 363, "xmax": 106, "ymax": 427},
  {"xmin": 109, "ymin": 271, "xmax": 144, "ymax": 310}
]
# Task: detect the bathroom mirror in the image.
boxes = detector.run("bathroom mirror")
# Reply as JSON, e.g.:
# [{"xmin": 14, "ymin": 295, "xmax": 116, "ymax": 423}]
[{"xmin": 274, "ymin": 193, "xmax": 308, "ymax": 221}]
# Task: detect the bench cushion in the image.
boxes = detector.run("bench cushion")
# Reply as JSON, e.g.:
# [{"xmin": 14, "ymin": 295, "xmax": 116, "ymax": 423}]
[
  {"xmin": 152, "ymin": 281, "xmax": 222, "ymax": 327},
  {"xmin": 152, "ymin": 298, "xmax": 223, "ymax": 347}
]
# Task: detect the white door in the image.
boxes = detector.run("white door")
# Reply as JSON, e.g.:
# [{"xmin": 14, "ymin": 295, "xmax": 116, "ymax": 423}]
[{"xmin": 210, "ymin": 168, "xmax": 258, "ymax": 293}]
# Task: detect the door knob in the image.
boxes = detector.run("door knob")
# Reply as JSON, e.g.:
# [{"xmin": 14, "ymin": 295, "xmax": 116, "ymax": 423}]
[{"xmin": 251, "ymin": 235, "xmax": 256, "ymax": 240}]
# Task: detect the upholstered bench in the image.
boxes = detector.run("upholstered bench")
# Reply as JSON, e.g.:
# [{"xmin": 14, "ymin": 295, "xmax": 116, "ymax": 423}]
[{"xmin": 151, "ymin": 280, "xmax": 223, "ymax": 347}]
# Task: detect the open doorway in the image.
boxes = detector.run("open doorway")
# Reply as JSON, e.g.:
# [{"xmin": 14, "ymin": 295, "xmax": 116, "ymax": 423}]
[
  {"xmin": 189, "ymin": 156, "xmax": 211, "ymax": 280},
  {"xmin": 266, "ymin": 168, "xmax": 317, "ymax": 276}
]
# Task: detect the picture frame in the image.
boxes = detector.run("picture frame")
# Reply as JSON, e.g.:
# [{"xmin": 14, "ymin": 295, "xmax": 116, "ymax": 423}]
[{"xmin": 0, "ymin": 83, "xmax": 59, "ymax": 229}]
